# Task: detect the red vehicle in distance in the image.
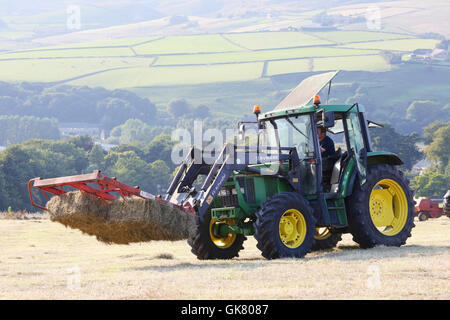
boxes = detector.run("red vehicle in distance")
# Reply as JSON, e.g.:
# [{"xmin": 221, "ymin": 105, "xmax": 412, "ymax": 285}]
[{"xmin": 414, "ymin": 197, "xmax": 447, "ymax": 221}]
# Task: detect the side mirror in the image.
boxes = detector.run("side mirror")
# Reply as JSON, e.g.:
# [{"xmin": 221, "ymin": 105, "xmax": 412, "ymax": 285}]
[{"xmin": 322, "ymin": 110, "xmax": 335, "ymax": 128}]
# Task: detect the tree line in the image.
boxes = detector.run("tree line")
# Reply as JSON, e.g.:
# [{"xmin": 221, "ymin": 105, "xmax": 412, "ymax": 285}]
[
  {"xmin": 0, "ymin": 134, "xmax": 176, "ymax": 211},
  {"xmin": 0, "ymin": 81, "xmax": 157, "ymax": 133},
  {"xmin": 0, "ymin": 115, "xmax": 60, "ymax": 145}
]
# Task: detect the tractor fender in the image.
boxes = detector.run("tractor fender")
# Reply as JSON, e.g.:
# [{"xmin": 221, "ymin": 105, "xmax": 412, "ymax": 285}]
[
  {"xmin": 341, "ymin": 152, "xmax": 403, "ymax": 198},
  {"xmin": 367, "ymin": 151, "xmax": 403, "ymax": 166}
]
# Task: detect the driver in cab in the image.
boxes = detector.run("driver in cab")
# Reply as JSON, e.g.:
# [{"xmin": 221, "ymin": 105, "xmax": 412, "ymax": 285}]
[{"xmin": 318, "ymin": 126, "xmax": 336, "ymax": 158}]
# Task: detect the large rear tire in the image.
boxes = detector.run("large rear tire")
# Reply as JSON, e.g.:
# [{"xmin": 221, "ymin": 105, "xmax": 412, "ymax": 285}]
[
  {"xmin": 254, "ymin": 192, "xmax": 316, "ymax": 259},
  {"xmin": 188, "ymin": 212, "xmax": 246, "ymax": 260},
  {"xmin": 345, "ymin": 164, "xmax": 415, "ymax": 248}
]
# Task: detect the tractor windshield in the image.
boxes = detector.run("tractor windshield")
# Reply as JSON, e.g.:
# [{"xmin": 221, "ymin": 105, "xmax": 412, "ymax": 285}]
[{"xmin": 260, "ymin": 114, "xmax": 315, "ymax": 160}]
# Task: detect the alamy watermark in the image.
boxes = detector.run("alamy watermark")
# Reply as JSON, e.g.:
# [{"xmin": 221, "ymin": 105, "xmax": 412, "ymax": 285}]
[
  {"xmin": 170, "ymin": 120, "xmax": 283, "ymax": 175},
  {"xmin": 366, "ymin": 264, "xmax": 381, "ymax": 290},
  {"xmin": 67, "ymin": 5, "xmax": 81, "ymax": 30},
  {"xmin": 365, "ymin": 6, "xmax": 381, "ymax": 30},
  {"xmin": 66, "ymin": 265, "xmax": 81, "ymax": 291}
]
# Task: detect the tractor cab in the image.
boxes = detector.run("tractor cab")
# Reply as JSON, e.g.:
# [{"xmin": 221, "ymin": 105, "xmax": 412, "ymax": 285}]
[{"xmin": 251, "ymin": 71, "xmax": 373, "ymax": 195}]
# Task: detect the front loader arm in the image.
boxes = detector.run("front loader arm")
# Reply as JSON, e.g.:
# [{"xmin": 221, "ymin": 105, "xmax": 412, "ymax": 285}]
[{"xmin": 165, "ymin": 143, "xmax": 291, "ymax": 222}]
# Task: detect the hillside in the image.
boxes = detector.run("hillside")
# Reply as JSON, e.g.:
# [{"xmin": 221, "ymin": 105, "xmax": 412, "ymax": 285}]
[
  {"xmin": 1, "ymin": 0, "xmax": 449, "ymax": 46},
  {"xmin": 0, "ymin": 30, "xmax": 441, "ymax": 86}
]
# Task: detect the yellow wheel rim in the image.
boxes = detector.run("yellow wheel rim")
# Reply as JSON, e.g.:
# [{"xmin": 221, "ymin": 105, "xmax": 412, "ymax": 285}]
[
  {"xmin": 315, "ymin": 227, "xmax": 332, "ymax": 240},
  {"xmin": 369, "ymin": 179, "xmax": 408, "ymax": 236},
  {"xmin": 279, "ymin": 209, "xmax": 307, "ymax": 249},
  {"xmin": 209, "ymin": 219, "xmax": 236, "ymax": 249}
]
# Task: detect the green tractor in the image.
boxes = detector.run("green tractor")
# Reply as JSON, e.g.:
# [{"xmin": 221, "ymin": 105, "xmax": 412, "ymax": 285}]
[{"xmin": 165, "ymin": 71, "xmax": 416, "ymax": 259}]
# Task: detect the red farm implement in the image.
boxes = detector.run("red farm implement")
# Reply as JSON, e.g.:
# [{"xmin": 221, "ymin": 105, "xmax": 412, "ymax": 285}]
[
  {"xmin": 28, "ymin": 170, "xmax": 193, "ymax": 213},
  {"xmin": 414, "ymin": 197, "xmax": 446, "ymax": 221}
]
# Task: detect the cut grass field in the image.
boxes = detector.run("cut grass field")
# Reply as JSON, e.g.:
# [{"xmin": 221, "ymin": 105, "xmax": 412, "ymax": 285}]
[{"xmin": 0, "ymin": 215, "xmax": 448, "ymax": 299}]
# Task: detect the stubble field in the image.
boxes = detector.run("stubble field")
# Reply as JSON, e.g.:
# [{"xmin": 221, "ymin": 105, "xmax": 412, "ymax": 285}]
[{"xmin": 0, "ymin": 214, "xmax": 448, "ymax": 300}]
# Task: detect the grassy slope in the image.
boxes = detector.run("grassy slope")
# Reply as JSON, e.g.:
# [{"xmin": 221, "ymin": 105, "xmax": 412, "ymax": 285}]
[{"xmin": 0, "ymin": 216, "xmax": 448, "ymax": 299}]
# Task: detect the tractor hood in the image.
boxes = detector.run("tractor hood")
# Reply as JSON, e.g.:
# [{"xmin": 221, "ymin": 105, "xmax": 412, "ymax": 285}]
[{"xmin": 274, "ymin": 70, "xmax": 340, "ymax": 111}]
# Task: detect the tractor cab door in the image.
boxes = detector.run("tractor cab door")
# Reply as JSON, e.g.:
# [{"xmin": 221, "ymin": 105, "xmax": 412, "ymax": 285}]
[{"xmin": 345, "ymin": 112, "xmax": 367, "ymax": 185}]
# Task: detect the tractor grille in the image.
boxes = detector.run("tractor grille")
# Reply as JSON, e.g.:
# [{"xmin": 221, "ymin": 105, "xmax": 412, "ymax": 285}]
[
  {"xmin": 217, "ymin": 188, "xmax": 239, "ymax": 207},
  {"xmin": 216, "ymin": 177, "xmax": 256, "ymax": 208}
]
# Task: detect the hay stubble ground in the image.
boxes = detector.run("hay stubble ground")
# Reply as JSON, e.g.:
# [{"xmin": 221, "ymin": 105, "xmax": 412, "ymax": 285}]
[{"xmin": 0, "ymin": 216, "xmax": 448, "ymax": 299}]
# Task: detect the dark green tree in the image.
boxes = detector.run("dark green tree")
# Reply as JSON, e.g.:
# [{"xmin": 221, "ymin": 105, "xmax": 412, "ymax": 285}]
[
  {"xmin": 168, "ymin": 98, "xmax": 191, "ymax": 118},
  {"xmin": 411, "ymin": 168, "xmax": 448, "ymax": 197},
  {"xmin": 410, "ymin": 121, "xmax": 450, "ymax": 198},
  {"xmin": 369, "ymin": 123, "xmax": 423, "ymax": 170},
  {"xmin": 424, "ymin": 122, "xmax": 450, "ymax": 171},
  {"xmin": 87, "ymin": 144, "xmax": 106, "ymax": 171},
  {"xmin": 143, "ymin": 134, "xmax": 176, "ymax": 169}
]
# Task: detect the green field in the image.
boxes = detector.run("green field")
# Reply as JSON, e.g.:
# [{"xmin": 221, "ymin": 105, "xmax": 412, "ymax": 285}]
[
  {"xmin": 308, "ymin": 31, "xmax": 413, "ymax": 43},
  {"xmin": 314, "ymin": 55, "xmax": 391, "ymax": 72},
  {"xmin": 40, "ymin": 37, "xmax": 161, "ymax": 49},
  {"xmin": 133, "ymin": 35, "xmax": 242, "ymax": 55},
  {"xmin": 0, "ymin": 29, "xmax": 443, "ymax": 89},
  {"xmin": 0, "ymin": 47, "xmax": 135, "ymax": 59},
  {"xmin": 67, "ymin": 62, "xmax": 264, "ymax": 88},
  {"xmin": 222, "ymin": 32, "xmax": 331, "ymax": 50},
  {"xmin": 266, "ymin": 59, "xmax": 312, "ymax": 76},
  {"xmin": 342, "ymin": 39, "xmax": 440, "ymax": 51},
  {"xmin": 0, "ymin": 58, "xmax": 153, "ymax": 82},
  {"xmin": 154, "ymin": 47, "xmax": 378, "ymax": 66}
]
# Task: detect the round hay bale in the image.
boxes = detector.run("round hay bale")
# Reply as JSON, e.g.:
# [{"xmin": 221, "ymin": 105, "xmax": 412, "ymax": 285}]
[{"xmin": 46, "ymin": 191, "xmax": 196, "ymax": 244}]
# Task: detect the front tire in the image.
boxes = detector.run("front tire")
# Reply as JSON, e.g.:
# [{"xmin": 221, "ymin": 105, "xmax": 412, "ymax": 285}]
[
  {"xmin": 188, "ymin": 212, "xmax": 246, "ymax": 260},
  {"xmin": 345, "ymin": 164, "xmax": 415, "ymax": 248},
  {"xmin": 254, "ymin": 192, "xmax": 316, "ymax": 259}
]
